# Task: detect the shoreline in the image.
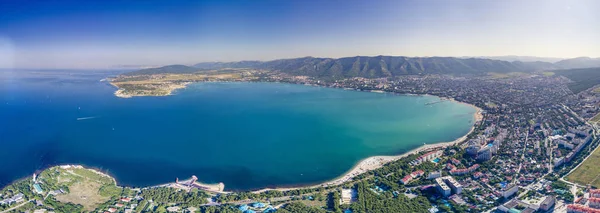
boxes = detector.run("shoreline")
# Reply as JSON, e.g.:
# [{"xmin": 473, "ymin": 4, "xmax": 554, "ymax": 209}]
[
  {"xmin": 3, "ymin": 83, "xmax": 484, "ymax": 194},
  {"xmin": 251, "ymin": 103, "xmax": 483, "ymax": 193},
  {"xmin": 109, "ymin": 81, "xmax": 190, "ymax": 98}
]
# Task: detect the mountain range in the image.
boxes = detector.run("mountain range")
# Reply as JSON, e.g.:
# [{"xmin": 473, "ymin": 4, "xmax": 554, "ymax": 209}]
[
  {"xmin": 125, "ymin": 56, "xmax": 600, "ymax": 78},
  {"xmin": 467, "ymin": 56, "xmax": 566, "ymax": 63}
]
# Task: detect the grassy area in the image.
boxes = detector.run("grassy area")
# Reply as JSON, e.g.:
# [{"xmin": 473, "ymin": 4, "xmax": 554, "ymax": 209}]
[
  {"xmin": 542, "ymin": 72, "xmax": 555, "ymax": 76},
  {"xmin": 488, "ymin": 72, "xmax": 527, "ymax": 79},
  {"xmin": 111, "ymin": 71, "xmax": 249, "ymax": 97},
  {"xmin": 55, "ymin": 181, "xmax": 110, "ymax": 211},
  {"xmin": 566, "ymin": 145, "xmax": 600, "ymax": 188},
  {"xmin": 485, "ymin": 102, "xmax": 498, "ymax": 108},
  {"xmin": 299, "ymin": 199, "xmax": 327, "ymax": 208},
  {"xmin": 590, "ymin": 113, "xmax": 600, "ymax": 123},
  {"xmin": 38, "ymin": 166, "xmax": 121, "ymax": 211}
]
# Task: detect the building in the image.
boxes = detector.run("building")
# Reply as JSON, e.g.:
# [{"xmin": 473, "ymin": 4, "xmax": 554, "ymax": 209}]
[
  {"xmin": 166, "ymin": 206, "xmax": 180, "ymax": 212},
  {"xmin": 341, "ymin": 189, "xmax": 354, "ymax": 205},
  {"xmin": 591, "ymin": 189, "xmax": 600, "ymax": 198},
  {"xmin": 427, "ymin": 170, "xmax": 442, "ymax": 180},
  {"xmin": 410, "ymin": 150, "xmax": 443, "ymax": 165},
  {"xmin": 444, "ymin": 177, "xmax": 462, "ymax": 195},
  {"xmin": 400, "ymin": 175, "xmax": 413, "ymax": 185},
  {"xmin": 566, "ymin": 133, "xmax": 576, "ymax": 140},
  {"xmin": 450, "ymin": 158, "xmax": 461, "ymax": 165},
  {"xmin": 401, "ymin": 170, "xmax": 425, "ymax": 184},
  {"xmin": 497, "ymin": 199, "xmax": 539, "ymax": 213},
  {"xmin": 567, "ymin": 204, "xmax": 600, "ymax": 213},
  {"xmin": 466, "ymin": 140, "xmax": 481, "ymax": 156},
  {"xmin": 501, "ymin": 184, "xmax": 519, "ymax": 199},
  {"xmin": 554, "ymin": 157, "xmax": 565, "ymax": 167},
  {"xmin": 497, "ymin": 199, "xmax": 518, "ymax": 212},
  {"xmin": 557, "ymin": 139, "xmax": 575, "ymax": 149},
  {"xmin": 539, "ymin": 196, "xmax": 555, "ymax": 212},
  {"xmin": 435, "ymin": 178, "xmax": 451, "ymax": 197},
  {"xmin": 435, "ymin": 176, "xmax": 462, "ymax": 197},
  {"xmin": 477, "ymin": 146, "xmax": 492, "ymax": 161},
  {"xmin": 449, "ymin": 164, "xmax": 479, "ymax": 176},
  {"xmin": 590, "ymin": 197, "xmax": 600, "ymax": 209},
  {"xmin": 0, "ymin": 193, "xmax": 24, "ymax": 205}
]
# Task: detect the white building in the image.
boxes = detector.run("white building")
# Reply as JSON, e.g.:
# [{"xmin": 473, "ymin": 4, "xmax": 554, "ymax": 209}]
[
  {"xmin": 427, "ymin": 170, "xmax": 442, "ymax": 180},
  {"xmin": 501, "ymin": 184, "xmax": 519, "ymax": 199},
  {"xmin": 477, "ymin": 146, "xmax": 492, "ymax": 161},
  {"xmin": 435, "ymin": 178, "xmax": 451, "ymax": 197},
  {"xmin": 553, "ymin": 157, "xmax": 565, "ymax": 167},
  {"xmin": 435, "ymin": 176, "xmax": 462, "ymax": 197}
]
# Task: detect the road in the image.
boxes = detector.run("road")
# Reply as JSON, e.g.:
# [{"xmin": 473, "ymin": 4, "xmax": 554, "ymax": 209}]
[{"xmin": 0, "ymin": 199, "xmax": 33, "ymax": 213}]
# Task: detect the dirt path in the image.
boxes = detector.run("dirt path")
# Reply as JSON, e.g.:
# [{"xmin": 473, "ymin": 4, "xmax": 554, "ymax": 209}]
[{"xmin": 0, "ymin": 199, "xmax": 33, "ymax": 213}]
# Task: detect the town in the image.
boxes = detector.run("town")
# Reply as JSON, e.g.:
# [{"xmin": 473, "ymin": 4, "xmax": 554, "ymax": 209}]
[{"xmin": 3, "ymin": 71, "xmax": 600, "ymax": 213}]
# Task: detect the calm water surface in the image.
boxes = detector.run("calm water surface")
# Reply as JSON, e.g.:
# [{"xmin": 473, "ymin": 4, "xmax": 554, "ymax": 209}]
[{"xmin": 0, "ymin": 70, "xmax": 475, "ymax": 190}]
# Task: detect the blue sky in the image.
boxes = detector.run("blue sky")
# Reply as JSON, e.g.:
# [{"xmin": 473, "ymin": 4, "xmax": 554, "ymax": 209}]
[{"xmin": 0, "ymin": 0, "xmax": 599, "ymax": 69}]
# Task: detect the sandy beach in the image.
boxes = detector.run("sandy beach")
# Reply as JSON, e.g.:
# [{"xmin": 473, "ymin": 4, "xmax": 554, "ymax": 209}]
[{"xmin": 252, "ymin": 103, "xmax": 483, "ymax": 193}]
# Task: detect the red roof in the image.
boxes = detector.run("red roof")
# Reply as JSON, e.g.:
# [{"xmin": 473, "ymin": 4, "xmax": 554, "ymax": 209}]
[
  {"xmin": 591, "ymin": 189, "xmax": 600, "ymax": 198},
  {"xmin": 567, "ymin": 204, "xmax": 600, "ymax": 213},
  {"xmin": 401, "ymin": 175, "xmax": 413, "ymax": 184},
  {"xmin": 411, "ymin": 170, "xmax": 425, "ymax": 177},
  {"xmin": 589, "ymin": 197, "xmax": 600, "ymax": 203}
]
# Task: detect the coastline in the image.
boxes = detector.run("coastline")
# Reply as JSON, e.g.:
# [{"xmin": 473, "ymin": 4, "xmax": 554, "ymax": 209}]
[
  {"xmin": 109, "ymin": 81, "xmax": 189, "ymax": 98},
  {"xmin": 251, "ymin": 103, "xmax": 483, "ymax": 193},
  {"xmin": 3, "ymin": 83, "xmax": 484, "ymax": 194}
]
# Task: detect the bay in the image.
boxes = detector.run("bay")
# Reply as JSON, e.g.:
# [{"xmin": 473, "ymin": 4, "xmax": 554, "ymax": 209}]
[{"xmin": 0, "ymin": 70, "xmax": 475, "ymax": 190}]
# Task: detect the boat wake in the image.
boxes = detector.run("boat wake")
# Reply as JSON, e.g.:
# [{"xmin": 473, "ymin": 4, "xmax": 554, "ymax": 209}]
[{"xmin": 76, "ymin": 116, "xmax": 99, "ymax": 121}]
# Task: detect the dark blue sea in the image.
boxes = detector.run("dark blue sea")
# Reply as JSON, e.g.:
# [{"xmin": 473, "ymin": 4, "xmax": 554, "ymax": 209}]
[{"xmin": 0, "ymin": 69, "xmax": 475, "ymax": 191}]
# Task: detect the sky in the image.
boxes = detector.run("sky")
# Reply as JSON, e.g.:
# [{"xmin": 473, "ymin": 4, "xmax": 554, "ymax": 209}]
[{"xmin": 0, "ymin": 0, "xmax": 599, "ymax": 69}]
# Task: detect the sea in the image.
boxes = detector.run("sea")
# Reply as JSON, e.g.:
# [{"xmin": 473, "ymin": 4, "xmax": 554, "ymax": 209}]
[{"xmin": 0, "ymin": 69, "xmax": 476, "ymax": 191}]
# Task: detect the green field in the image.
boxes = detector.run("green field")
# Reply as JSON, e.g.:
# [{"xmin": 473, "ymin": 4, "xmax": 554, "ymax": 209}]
[
  {"xmin": 542, "ymin": 71, "xmax": 555, "ymax": 76},
  {"xmin": 38, "ymin": 166, "xmax": 121, "ymax": 211},
  {"xmin": 591, "ymin": 113, "xmax": 600, "ymax": 123},
  {"xmin": 566, "ymin": 146, "xmax": 600, "ymax": 188}
]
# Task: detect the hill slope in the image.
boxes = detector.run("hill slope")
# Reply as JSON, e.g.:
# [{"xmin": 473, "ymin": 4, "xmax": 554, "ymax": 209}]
[
  {"xmin": 123, "ymin": 64, "xmax": 200, "ymax": 76},
  {"xmin": 555, "ymin": 57, "xmax": 600, "ymax": 69},
  {"xmin": 124, "ymin": 56, "xmax": 600, "ymax": 79},
  {"xmin": 255, "ymin": 56, "xmax": 550, "ymax": 78},
  {"xmin": 555, "ymin": 67, "xmax": 600, "ymax": 93}
]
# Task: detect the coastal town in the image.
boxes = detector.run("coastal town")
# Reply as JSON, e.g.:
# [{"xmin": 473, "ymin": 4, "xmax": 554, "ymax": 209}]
[{"xmin": 3, "ymin": 70, "xmax": 600, "ymax": 213}]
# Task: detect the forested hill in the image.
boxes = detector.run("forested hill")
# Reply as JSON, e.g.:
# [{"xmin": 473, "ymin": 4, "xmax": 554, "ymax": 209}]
[
  {"xmin": 195, "ymin": 56, "xmax": 550, "ymax": 78},
  {"xmin": 555, "ymin": 67, "xmax": 600, "ymax": 93},
  {"xmin": 124, "ymin": 56, "xmax": 600, "ymax": 79},
  {"xmin": 123, "ymin": 64, "xmax": 202, "ymax": 76}
]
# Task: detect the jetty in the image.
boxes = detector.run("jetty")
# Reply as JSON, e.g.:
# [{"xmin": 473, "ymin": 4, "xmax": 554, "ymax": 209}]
[
  {"xmin": 425, "ymin": 99, "xmax": 448, "ymax": 106},
  {"xmin": 171, "ymin": 176, "xmax": 225, "ymax": 193}
]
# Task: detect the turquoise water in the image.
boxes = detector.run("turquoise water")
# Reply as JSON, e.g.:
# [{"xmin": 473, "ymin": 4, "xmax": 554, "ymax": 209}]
[{"xmin": 0, "ymin": 70, "xmax": 475, "ymax": 190}]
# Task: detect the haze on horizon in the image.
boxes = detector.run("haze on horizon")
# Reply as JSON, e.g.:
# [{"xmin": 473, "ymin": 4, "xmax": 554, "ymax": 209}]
[{"xmin": 0, "ymin": 0, "xmax": 599, "ymax": 69}]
